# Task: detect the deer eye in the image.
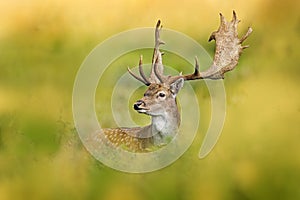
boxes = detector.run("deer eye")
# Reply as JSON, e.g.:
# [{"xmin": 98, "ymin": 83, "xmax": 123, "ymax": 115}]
[{"xmin": 158, "ymin": 92, "xmax": 166, "ymax": 98}]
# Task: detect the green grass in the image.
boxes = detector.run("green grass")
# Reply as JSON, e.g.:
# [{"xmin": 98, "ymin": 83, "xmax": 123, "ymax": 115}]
[{"xmin": 0, "ymin": 1, "xmax": 300, "ymax": 200}]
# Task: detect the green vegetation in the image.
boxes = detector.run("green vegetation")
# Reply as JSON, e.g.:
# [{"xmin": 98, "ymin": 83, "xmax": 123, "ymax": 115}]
[{"xmin": 0, "ymin": 0, "xmax": 299, "ymax": 199}]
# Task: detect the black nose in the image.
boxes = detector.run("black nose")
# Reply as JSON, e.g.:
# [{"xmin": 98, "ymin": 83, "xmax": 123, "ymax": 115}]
[{"xmin": 134, "ymin": 100, "xmax": 144, "ymax": 110}]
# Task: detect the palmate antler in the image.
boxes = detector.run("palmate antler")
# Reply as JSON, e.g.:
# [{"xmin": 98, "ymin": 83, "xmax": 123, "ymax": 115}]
[{"xmin": 128, "ymin": 11, "xmax": 252, "ymax": 85}]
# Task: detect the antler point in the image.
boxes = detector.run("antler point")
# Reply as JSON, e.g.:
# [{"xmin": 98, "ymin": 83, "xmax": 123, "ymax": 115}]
[
  {"xmin": 159, "ymin": 40, "xmax": 165, "ymax": 45},
  {"xmin": 156, "ymin": 20, "xmax": 161, "ymax": 28},
  {"xmin": 248, "ymin": 27, "xmax": 253, "ymax": 32},
  {"xmin": 194, "ymin": 56, "xmax": 200, "ymax": 75},
  {"xmin": 208, "ymin": 32, "xmax": 216, "ymax": 42},
  {"xmin": 240, "ymin": 26, "xmax": 253, "ymax": 43},
  {"xmin": 219, "ymin": 12, "xmax": 226, "ymax": 24},
  {"xmin": 242, "ymin": 45, "xmax": 250, "ymax": 49},
  {"xmin": 233, "ymin": 10, "xmax": 237, "ymax": 17}
]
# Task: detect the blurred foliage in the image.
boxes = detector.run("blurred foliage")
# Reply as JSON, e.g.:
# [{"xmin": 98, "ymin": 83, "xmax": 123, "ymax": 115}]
[{"xmin": 0, "ymin": 0, "xmax": 300, "ymax": 200}]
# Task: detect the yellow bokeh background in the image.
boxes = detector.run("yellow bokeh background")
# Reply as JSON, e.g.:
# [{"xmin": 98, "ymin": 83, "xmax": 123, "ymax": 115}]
[{"xmin": 0, "ymin": 0, "xmax": 299, "ymax": 200}]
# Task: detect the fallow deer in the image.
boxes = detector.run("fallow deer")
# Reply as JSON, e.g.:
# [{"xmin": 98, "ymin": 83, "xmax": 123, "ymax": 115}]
[{"xmin": 93, "ymin": 11, "xmax": 252, "ymax": 152}]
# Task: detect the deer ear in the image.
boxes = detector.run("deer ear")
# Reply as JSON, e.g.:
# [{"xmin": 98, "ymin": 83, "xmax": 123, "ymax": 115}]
[{"xmin": 170, "ymin": 78, "xmax": 184, "ymax": 96}]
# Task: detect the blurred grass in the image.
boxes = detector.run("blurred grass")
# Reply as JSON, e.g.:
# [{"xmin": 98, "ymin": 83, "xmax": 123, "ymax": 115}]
[{"xmin": 0, "ymin": 0, "xmax": 300, "ymax": 200}]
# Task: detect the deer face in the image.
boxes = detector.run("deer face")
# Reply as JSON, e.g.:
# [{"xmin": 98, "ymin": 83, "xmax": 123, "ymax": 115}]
[{"xmin": 134, "ymin": 78, "xmax": 184, "ymax": 116}]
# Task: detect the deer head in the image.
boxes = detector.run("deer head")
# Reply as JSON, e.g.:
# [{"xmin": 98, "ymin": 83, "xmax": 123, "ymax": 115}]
[
  {"xmin": 133, "ymin": 79, "xmax": 184, "ymax": 116},
  {"xmin": 128, "ymin": 21, "xmax": 184, "ymax": 121}
]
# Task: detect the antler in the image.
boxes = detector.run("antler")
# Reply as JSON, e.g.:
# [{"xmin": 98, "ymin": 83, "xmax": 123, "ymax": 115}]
[
  {"xmin": 175, "ymin": 11, "xmax": 252, "ymax": 81},
  {"xmin": 128, "ymin": 11, "xmax": 252, "ymax": 85},
  {"xmin": 128, "ymin": 20, "xmax": 166, "ymax": 85}
]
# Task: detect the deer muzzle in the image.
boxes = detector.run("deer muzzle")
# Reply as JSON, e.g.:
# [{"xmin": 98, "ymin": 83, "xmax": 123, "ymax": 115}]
[{"xmin": 134, "ymin": 100, "xmax": 147, "ymax": 112}]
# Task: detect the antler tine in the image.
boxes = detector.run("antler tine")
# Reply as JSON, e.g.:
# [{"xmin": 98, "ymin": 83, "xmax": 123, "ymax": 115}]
[
  {"xmin": 150, "ymin": 20, "xmax": 166, "ymax": 83},
  {"xmin": 219, "ymin": 12, "xmax": 225, "ymax": 27},
  {"xmin": 180, "ymin": 57, "xmax": 200, "ymax": 81},
  {"xmin": 176, "ymin": 11, "xmax": 252, "ymax": 82},
  {"xmin": 153, "ymin": 56, "xmax": 165, "ymax": 83},
  {"xmin": 127, "ymin": 55, "xmax": 151, "ymax": 86},
  {"xmin": 232, "ymin": 10, "xmax": 237, "ymax": 21},
  {"xmin": 165, "ymin": 57, "xmax": 200, "ymax": 84},
  {"xmin": 194, "ymin": 56, "xmax": 200, "ymax": 76},
  {"xmin": 240, "ymin": 27, "xmax": 253, "ymax": 44},
  {"xmin": 127, "ymin": 66, "xmax": 150, "ymax": 86},
  {"xmin": 138, "ymin": 55, "xmax": 151, "ymax": 84},
  {"xmin": 155, "ymin": 20, "xmax": 165, "ymax": 46},
  {"xmin": 151, "ymin": 20, "xmax": 163, "ymax": 64}
]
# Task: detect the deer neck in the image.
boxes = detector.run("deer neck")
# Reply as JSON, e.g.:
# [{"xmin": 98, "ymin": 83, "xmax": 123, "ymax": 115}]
[
  {"xmin": 151, "ymin": 111, "xmax": 180, "ymax": 133},
  {"xmin": 150, "ymin": 102, "xmax": 180, "ymax": 145}
]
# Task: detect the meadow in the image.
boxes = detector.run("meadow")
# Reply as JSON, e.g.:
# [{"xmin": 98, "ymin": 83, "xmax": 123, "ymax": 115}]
[{"xmin": 0, "ymin": 0, "xmax": 299, "ymax": 199}]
